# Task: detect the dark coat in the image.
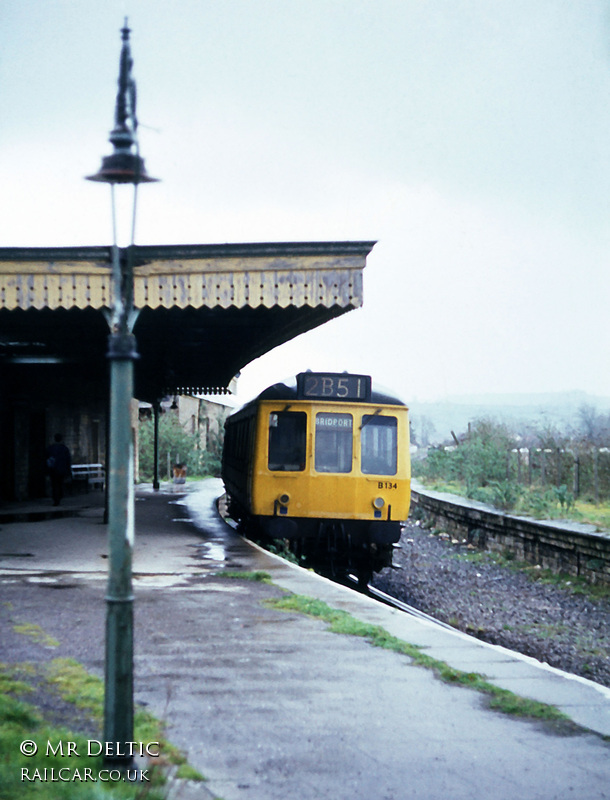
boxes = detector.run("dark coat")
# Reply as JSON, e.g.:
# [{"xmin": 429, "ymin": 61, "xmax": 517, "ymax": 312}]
[{"xmin": 46, "ymin": 442, "xmax": 71, "ymax": 477}]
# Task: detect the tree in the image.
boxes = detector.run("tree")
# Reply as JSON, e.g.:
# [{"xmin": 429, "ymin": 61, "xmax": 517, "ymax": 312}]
[
  {"xmin": 576, "ymin": 404, "xmax": 610, "ymax": 446},
  {"xmin": 138, "ymin": 412, "xmax": 222, "ymax": 480}
]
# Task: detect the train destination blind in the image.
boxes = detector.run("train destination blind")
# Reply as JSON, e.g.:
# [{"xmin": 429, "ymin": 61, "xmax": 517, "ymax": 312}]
[{"xmin": 297, "ymin": 373, "xmax": 371, "ymax": 401}]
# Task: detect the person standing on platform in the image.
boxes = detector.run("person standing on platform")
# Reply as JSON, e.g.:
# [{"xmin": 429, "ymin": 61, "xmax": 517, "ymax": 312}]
[{"xmin": 46, "ymin": 434, "xmax": 72, "ymax": 506}]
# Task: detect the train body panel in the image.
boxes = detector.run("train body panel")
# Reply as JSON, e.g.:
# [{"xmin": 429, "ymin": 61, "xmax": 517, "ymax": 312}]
[
  {"xmin": 248, "ymin": 400, "xmax": 410, "ymax": 523},
  {"xmin": 222, "ymin": 372, "xmax": 411, "ymax": 580}
]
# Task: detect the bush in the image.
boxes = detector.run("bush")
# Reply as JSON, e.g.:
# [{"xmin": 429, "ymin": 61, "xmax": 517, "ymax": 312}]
[
  {"xmin": 418, "ymin": 419, "xmax": 513, "ymax": 491},
  {"xmin": 552, "ymin": 484, "xmax": 575, "ymax": 513},
  {"xmin": 138, "ymin": 413, "xmax": 222, "ymax": 480},
  {"xmin": 488, "ymin": 480, "xmax": 522, "ymax": 512}
]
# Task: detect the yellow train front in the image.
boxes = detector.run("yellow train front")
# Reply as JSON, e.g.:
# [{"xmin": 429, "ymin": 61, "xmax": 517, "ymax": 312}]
[{"xmin": 222, "ymin": 372, "xmax": 411, "ymax": 583}]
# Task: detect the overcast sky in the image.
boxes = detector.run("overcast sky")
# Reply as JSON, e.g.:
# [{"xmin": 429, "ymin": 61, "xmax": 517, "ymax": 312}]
[{"xmin": 2, "ymin": 0, "xmax": 610, "ymax": 405}]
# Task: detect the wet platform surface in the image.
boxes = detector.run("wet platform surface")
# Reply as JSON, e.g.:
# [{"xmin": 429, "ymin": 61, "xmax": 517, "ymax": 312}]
[{"xmin": 1, "ymin": 480, "xmax": 610, "ymax": 799}]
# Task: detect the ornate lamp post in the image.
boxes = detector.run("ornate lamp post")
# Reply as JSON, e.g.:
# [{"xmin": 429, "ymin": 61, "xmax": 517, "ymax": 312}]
[{"xmin": 87, "ymin": 20, "xmax": 158, "ymax": 766}]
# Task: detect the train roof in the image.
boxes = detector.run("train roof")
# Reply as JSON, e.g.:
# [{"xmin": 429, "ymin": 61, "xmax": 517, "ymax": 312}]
[{"xmin": 233, "ymin": 373, "xmax": 407, "ymax": 414}]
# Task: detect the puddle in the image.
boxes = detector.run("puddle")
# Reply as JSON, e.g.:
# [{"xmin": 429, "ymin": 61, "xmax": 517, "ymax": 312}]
[
  {"xmin": 163, "ymin": 479, "xmax": 259, "ymax": 572},
  {"xmin": 175, "ymin": 479, "xmax": 237, "ymax": 565},
  {"xmin": 198, "ymin": 542, "xmax": 226, "ymax": 562},
  {"xmin": 132, "ymin": 574, "xmax": 246, "ymax": 591}
]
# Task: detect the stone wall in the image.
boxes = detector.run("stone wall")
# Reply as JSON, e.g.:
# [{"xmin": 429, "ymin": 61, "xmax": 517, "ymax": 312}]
[{"xmin": 411, "ymin": 488, "xmax": 610, "ymax": 585}]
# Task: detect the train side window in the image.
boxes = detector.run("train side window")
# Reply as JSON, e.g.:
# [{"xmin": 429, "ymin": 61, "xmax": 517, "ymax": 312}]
[
  {"xmin": 361, "ymin": 415, "xmax": 398, "ymax": 475},
  {"xmin": 268, "ymin": 412, "xmax": 307, "ymax": 471},
  {"xmin": 315, "ymin": 413, "xmax": 353, "ymax": 473}
]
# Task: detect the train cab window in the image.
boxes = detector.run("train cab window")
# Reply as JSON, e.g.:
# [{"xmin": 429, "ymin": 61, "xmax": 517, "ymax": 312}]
[
  {"xmin": 361, "ymin": 415, "xmax": 398, "ymax": 475},
  {"xmin": 315, "ymin": 413, "xmax": 353, "ymax": 473},
  {"xmin": 268, "ymin": 412, "xmax": 307, "ymax": 471}
]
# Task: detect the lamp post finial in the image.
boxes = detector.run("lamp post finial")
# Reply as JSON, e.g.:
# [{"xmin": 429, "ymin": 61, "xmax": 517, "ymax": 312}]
[{"xmin": 86, "ymin": 21, "xmax": 158, "ymax": 185}]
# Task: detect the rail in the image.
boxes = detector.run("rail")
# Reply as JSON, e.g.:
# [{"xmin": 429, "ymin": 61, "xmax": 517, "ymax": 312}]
[
  {"xmin": 411, "ymin": 484, "xmax": 610, "ymax": 586},
  {"xmin": 345, "ymin": 573, "xmax": 461, "ymax": 630}
]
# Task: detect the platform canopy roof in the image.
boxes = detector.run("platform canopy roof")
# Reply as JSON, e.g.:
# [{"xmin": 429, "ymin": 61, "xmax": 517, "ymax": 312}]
[{"xmin": 0, "ymin": 241, "xmax": 373, "ymax": 402}]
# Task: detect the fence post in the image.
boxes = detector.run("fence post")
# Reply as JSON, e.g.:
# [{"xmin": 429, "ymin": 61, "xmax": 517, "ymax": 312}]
[
  {"xmin": 573, "ymin": 454, "xmax": 580, "ymax": 498},
  {"xmin": 555, "ymin": 448, "xmax": 561, "ymax": 487}
]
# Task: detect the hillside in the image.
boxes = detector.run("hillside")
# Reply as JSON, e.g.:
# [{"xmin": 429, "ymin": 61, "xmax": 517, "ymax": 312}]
[{"xmin": 408, "ymin": 391, "xmax": 610, "ymax": 446}]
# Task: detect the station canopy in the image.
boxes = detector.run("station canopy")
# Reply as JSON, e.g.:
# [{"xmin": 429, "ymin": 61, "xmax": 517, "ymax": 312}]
[{"xmin": 0, "ymin": 241, "xmax": 373, "ymax": 402}]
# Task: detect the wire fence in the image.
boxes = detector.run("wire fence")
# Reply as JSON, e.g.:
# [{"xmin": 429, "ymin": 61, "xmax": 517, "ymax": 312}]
[
  {"xmin": 508, "ymin": 447, "xmax": 610, "ymax": 502},
  {"xmin": 416, "ymin": 443, "xmax": 610, "ymax": 507}
]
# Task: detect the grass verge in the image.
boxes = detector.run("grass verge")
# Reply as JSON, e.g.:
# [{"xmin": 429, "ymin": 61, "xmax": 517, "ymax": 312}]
[
  {"xmin": 221, "ymin": 570, "xmax": 272, "ymax": 582},
  {"xmin": 0, "ymin": 656, "xmax": 207, "ymax": 799}
]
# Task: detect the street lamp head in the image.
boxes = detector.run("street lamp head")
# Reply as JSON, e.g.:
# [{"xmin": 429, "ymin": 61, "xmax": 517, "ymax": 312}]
[
  {"xmin": 87, "ymin": 151, "xmax": 157, "ymax": 185},
  {"xmin": 87, "ymin": 19, "xmax": 158, "ymax": 185}
]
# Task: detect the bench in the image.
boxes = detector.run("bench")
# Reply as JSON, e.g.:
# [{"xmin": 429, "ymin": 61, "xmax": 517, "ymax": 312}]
[{"xmin": 71, "ymin": 464, "xmax": 105, "ymax": 491}]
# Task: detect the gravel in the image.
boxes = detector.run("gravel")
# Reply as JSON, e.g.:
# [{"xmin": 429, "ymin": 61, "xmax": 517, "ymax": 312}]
[{"xmin": 372, "ymin": 519, "xmax": 610, "ymax": 688}]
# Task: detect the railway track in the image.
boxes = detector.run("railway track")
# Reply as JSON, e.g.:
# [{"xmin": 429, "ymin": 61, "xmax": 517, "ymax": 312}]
[{"xmin": 344, "ymin": 573, "xmax": 460, "ymax": 633}]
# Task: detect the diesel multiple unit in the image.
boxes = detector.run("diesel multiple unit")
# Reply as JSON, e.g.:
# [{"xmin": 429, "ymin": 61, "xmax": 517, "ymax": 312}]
[{"xmin": 222, "ymin": 372, "xmax": 411, "ymax": 584}]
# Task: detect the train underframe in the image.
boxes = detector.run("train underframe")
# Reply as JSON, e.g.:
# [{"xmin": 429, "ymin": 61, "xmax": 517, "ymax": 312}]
[{"xmin": 235, "ymin": 507, "xmax": 402, "ymax": 587}]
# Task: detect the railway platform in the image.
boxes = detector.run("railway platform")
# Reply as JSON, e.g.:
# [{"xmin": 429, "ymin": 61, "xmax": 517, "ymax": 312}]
[{"xmin": 1, "ymin": 479, "xmax": 609, "ymax": 800}]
